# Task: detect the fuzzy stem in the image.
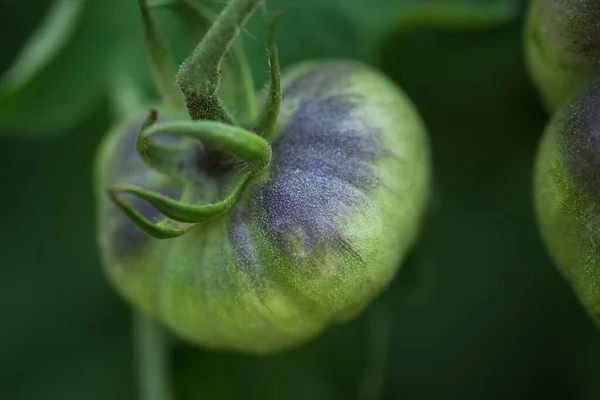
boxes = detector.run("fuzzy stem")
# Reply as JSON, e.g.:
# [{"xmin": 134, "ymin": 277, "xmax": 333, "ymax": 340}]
[
  {"xmin": 176, "ymin": 0, "xmax": 262, "ymax": 121},
  {"xmin": 154, "ymin": 0, "xmax": 257, "ymax": 123},
  {"xmin": 134, "ymin": 312, "xmax": 174, "ymax": 400}
]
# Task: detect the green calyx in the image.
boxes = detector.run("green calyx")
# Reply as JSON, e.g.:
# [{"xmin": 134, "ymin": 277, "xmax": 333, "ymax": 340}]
[{"xmin": 108, "ymin": 0, "xmax": 282, "ymax": 239}]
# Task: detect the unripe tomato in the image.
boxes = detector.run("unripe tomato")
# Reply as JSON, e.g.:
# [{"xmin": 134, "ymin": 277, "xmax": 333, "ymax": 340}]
[
  {"xmin": 535, "ymin": 79, "xmax": 600, "ymax": 324},
  {"xmin": 95, "ymin": 60, "xmax": 430, "ymax": 353},
  {"xmin": 525, "ymin": 0, "xmax": 600, "ymax": 111}
]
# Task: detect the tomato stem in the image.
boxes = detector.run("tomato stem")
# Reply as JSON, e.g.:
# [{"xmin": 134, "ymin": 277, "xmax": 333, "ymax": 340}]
[
  {"xmin": 155, "ymin": 0, "xmax": 257, "ymax": 123},
  {"xmin": 175, "ymin": 0, "xmax": 262, "ymax": 122},
  {"xmin": 134, "ymin": 312, "xmax": 174, "ymax": 400}
]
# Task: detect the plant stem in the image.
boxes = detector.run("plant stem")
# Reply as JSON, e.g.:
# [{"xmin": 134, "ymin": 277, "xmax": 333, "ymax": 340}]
[
  {"xmin": 134, "ymin": 311, "xmax": 174, "ymax": 400},
  {"xmin": 358, "ymin": 307, "xmax": 391, "ymax": 400},
  {"xmin": 159, "ymin": 0, "xmax": 257, "ymax": 123},
  {"xmin": 175, "ymin": 0, "xmax": 261, "ymax": 122}
]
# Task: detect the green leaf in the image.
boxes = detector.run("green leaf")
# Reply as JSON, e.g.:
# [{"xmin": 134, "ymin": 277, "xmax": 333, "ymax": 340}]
[
  {"xmin": 0, "ymin": 0, "xmax": 86, "ymax": 101},
  {"xmin": 242, "ymin": 0, "xmax": 520, "ymax": 88},
  {"xmin": 5, "ymin": 0, "xmax": 361, "ymax": 128},
  {"xmin": 0, "ymin": 0, "xmax": 143, "ymax": 135},
  {"xmin": 0, "ymin": 0, "xmax": 520, "ymax": 136},
  {"xmin": 5, "ymin": 1, "xmax": 600, "ymax": 400}
]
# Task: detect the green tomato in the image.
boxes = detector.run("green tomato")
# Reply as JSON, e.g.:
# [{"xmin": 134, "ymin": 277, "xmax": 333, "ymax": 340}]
[
  {"xmin": 95, "ymin": 60, "xmax": 430, "ymax": 353},
  {"xmin": 94, "ymin": 0, "xmax": 431, "ymax": 354},
  {"xmin": 535, "ymin": 79, "xmax": 600, "ymax": 324},
  {"xmin": 525, "ymin": 0, "xmax": 600, "ymax": 111}
]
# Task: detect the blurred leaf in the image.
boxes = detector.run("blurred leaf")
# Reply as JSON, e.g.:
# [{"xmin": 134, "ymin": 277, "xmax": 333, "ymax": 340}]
[
  {"xmin": 7, "ymin": 1, "xmax": 600, "ymax": 400},
  {"xmin": 0, "ymin": 0, "xmax": 55, "ymax": 69},
  {"xmin": 0, "ymin": 0, "xmax": 86, "ymax": 102},
  {"xmin": 242, "ymin": 0, "xmax": 520, "ymax": 88},
  {"xmin": 0, "ymin": 0, "xmax": 521, "ymax": 136},
  {"xmin": 0, "ymin": 102, "xmax": 135, "ymax": 400},
  {"xmin": 370, "ymin": 11, "xmax": 595, "ymax": 399},
  {"xmin": 0, "ymin": 0, "xmax": 145, "ymax": 135}
]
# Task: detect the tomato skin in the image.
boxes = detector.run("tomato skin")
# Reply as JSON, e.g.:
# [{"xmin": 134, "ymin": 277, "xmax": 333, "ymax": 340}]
[
  {"xmin": 95, "ymin": 60, "xmax": 430, "ymax": 353},
  {"xmin": 535, "ymin": 80, "xmax": 600, "ymax": 325},
  {"xmin": 525, "ymin": 0, "xmax": 600, "ymax": 111}
]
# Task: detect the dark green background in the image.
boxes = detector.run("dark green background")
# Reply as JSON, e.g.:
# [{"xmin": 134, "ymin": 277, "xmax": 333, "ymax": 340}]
[{"xmin": 2, "ymin": 0, "xmax": 599, "ymax": 399}]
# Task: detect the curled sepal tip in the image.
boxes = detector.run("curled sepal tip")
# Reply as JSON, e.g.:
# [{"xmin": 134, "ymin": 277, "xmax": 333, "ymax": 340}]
[
  {"xmin": 134, "ymin": 109, "xmax": 160, "ymax": 168},
  {"xmin": 137, "ymin": 108, "xmax": 158, "ymax": 144},
  {"xmin": 253, "ymin": 11, "xmax": 284, "ymax": 139},
  {"xmin": 135, "ymin": 109, "xmax": 198, "ymax": 181},
  {"xmin": 110, "ymin": 176, "xmax": 250, "ymax": 223},
  {"xmin": 107, "ymin": 188, "xmax": 194, "ymax": 239}
]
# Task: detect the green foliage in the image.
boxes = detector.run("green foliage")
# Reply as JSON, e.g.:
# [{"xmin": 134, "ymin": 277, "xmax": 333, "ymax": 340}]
[
  {"xmin": 0, "ymin": 0, "xmax": 144, "ymax": 133},
  {"xmin": 0, "ymin": 0, "xmax": 518, "ymax": 135},
  {"xmin": 5, "ymin": 0, "xmax": 600, "ymax": 399},
  {"xmin": 0, "ymin": 0, "xmax": 86, "ymax": 102}
]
